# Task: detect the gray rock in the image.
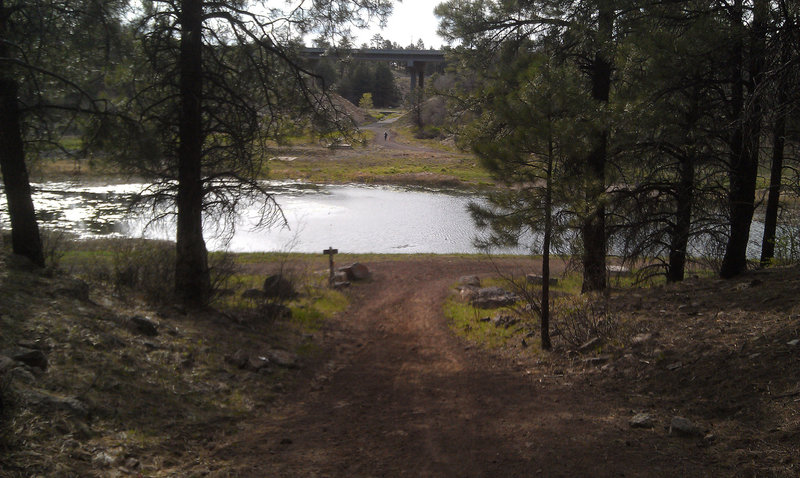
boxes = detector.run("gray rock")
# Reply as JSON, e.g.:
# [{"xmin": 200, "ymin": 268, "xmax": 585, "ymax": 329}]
[
  {"xmin": 582, "ymin": 356, "xmax": 611, "ymax": 366},
  {"xmin": 630, "ymin": 333, "xmax": 652, "ymax": 346},
  {"xmin": 333, "ymin": 281, "xmax": 351, "ymax": 289},
  {"xmin": 578, "ymin": 337, "xmax": 602, "ymax": 353},
  {"xmin": 666, "ymin": 361, "xmax": 683, "ymax": 371},
  {"xmin": 125, "ymin": 315, "xmax": 159, "ymax": 336},
  {"xmin": 670, "ymin": 416, "xmax": 703, "ymax": 437},
  {"xmin": 92, "ymin": 451, "xmax": 116, "ymax": 468},
  {"xmin": 9, "ymin": 366, "xmax": 37, "ymax": 384},
  {"xmin": 787, "ymin": 339, "xmax": 799, "ymax": 347},
  {"xmin": 491, "ymin": 313, "xmax": 519, "ymax": 328},
  {"xmin": 458, "ymin": 275, "xmax": 481, "ymax": 287},
  {"xmin": 630, "ymin": 413, "xmax": 655, "ymax": 429},
  {"xmin": 246, "ymin": 356, "xmax": 270, "ymax": 372},
  {"xmin": 338, "ymin": 263, "xmax": 370, "ymax": 281},
  {"xmin": 16, "ymin": 339, "xmax": 53, "ymax": 351},
  {"xmin": 607, "ymin": 264, "xmax": 630, "ymax": 276},
  {"xmin": 526, "ymin": 274, "xmax": 558, "ymax": 286},
  {"xmin": 9, "ymin": 348, "xmax": 48, "ymax": 370},
  {"xmin": 20, "ymin": 389, "xmax": 89, "ymax": 419},
  {"xmin": 470, "ymin": 287, "xmax": 518, "ymax": 309},
  {"xmin": 458, "ymin": 286, "xmax": 478, "ymax": 302},
  {"xmin": 263, "ymin": 274, "xmax": 298, "ymax": 300},
  {"xmin": 333, "ymin": 271, "xmax": 349, "ymax": 282},
  {"xmin": 265, "ymin": 349, "xmax": 298, "ymax": 368}
]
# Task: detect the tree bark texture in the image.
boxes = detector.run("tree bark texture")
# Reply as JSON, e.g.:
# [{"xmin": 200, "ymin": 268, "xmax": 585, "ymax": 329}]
[
  {"xmin": 720, "ymin": 0, "xmax": 764, "ymax": 279},
  {"xmin": 581, "ymin": 14, "xmax": 612, "ymax": 293},
  {"xmin": 667, "ymin": 155, "xmax": 695, "ymax": 282},
  {"xmin": 0, "ymin": 2, "xmax": 45, "ymax": 268},
  {"xmin": 175, "ymin": 0, "xmax": 211, "ymax": 306},
  {"xmin": 540, "ymin": 137, "xmax": 554, "ymax": 350},
  {"xmin": 760, "ymin": 40, "xmax": 789, "ymax": 267}
]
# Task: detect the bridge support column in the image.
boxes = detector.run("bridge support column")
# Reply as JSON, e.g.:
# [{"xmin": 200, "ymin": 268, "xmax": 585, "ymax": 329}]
[{"xmin": 408, "ymin": 61, "xmax": 426, "ymax": 92}]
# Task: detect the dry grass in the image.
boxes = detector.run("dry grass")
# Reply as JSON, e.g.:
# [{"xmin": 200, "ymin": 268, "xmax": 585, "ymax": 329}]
[{"xmin": 0, "ymin": 246, "xmax": 347, "ymax": 477}]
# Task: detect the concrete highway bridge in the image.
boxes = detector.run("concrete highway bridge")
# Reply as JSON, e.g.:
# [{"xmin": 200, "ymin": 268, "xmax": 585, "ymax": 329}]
[{"xmin": 301, "ymin": 48, "xmax": 446, "ymax": 91}]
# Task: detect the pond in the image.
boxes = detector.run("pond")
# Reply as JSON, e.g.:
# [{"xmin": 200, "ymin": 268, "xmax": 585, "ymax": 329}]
[
  {"xmin": 0, "ymin": 180, "xmax": 529, "ymax": 255},
  {"xmin": 0, "ymin": 179, "xmax": 774, "ymax": 258}
]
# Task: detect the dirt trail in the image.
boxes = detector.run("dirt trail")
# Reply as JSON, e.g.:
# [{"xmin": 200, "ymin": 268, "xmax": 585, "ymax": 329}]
[
  {"xmin": 362, "ymin": 121, "xmax": 441, "ymax": 154},
  {"xmin": 211, "ymin": 259, "xmax": 722, "ymax": 477}
]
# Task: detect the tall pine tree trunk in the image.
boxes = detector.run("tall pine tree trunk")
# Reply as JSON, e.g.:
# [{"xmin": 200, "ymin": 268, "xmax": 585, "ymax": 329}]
[
  {"xmin": 667, "ymin": 154, "xmax": 695, "ymax": 282},
  {"xmin": 581, "ymin": 5, "xmax": 613, "ymax": 293},
  {"xmin": 540, "ymin": 134, "xmax": 554, "ymax": 350},
  {"xmin": 175, "ymin": 0, "xmax": 210, "ymax": 306},
  {"xmin": 720, "ymin": 0, "xmax": 763, "ymax": 279},
  {"xmin": 760, "ymin": 40, "xmax": 789, "ymax": 267},
  {"xmin": 0, "ymin": 2, "xmax": 44, "ymax": 267}
]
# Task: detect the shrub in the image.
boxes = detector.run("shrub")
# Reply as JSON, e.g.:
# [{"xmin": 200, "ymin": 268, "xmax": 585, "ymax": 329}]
[
  {"xmin": 551, "ymin": 293, "xmax": 618, "ymax": 348},
  {"xmin": 111, "ymin": 239, "xmax": 175, "ymax": 304}
]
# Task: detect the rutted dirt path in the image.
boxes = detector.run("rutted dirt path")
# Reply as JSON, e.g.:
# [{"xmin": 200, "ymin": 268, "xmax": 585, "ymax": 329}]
[
  {"xmin": 362, "ymin": 121, "xmax": 442, "ymax": 153},
  {"xmin": 210, "ymin": 259, "xmax": 723, "ymax": 477}
]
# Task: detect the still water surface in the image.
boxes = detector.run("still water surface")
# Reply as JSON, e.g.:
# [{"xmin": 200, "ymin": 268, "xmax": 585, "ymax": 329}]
[
  {"xmin": 1, "ymin": 179, "xmax": 770, "ymax": 257},
  {"xmin": 1, "ymin": 180, "xmax": 526, "ymax": 254}
]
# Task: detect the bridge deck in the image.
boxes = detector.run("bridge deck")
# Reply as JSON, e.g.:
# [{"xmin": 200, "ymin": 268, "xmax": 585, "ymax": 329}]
[{"xmin": 302, "ymin": 48, "xmax": 445, "ymax": 64}]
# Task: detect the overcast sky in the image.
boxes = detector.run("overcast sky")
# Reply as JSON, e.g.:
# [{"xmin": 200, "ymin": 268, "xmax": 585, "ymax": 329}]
[{"xmin": 352, "ymin": 0, "xmax": 447, "ymax": 49}]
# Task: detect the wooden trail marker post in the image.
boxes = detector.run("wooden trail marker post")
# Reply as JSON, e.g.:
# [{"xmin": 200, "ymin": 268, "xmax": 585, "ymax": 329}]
[{"xmin": 324, "ymin": 247, "xmax": 338, "ymax": 286}]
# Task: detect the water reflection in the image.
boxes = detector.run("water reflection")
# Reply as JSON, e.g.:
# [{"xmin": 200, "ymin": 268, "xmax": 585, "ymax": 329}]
[
  {"xmin": 4, "ymin": 179, "xmax": 770, "ymax": 257},
  {"xmin": 1, "ymin": 180, "xmax": 525, "ymax": 254}
]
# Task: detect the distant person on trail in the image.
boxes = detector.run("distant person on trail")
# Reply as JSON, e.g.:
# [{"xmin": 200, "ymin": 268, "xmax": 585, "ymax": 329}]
[{"xmin": 384, "ymin": 131, "xmax": 388, "ymax": 141}]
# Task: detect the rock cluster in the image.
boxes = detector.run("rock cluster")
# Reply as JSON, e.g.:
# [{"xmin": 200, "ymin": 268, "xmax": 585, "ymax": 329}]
[
  {"xmin": 332, "ymin": 262, "xmax": 371, "ymax": 288},
  {"xmin": 455, "ymin": 275, "xmax": 520, "ymax": 309},
  {"xmin": 224, "ymin": 348, "xmax": 299, "ymax": 373}
]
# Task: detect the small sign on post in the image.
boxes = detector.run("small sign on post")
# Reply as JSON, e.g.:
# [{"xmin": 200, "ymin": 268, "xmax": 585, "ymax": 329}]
[{"xmin": 323, "ymin": 247, "xmax": 338, "ymax": 286}]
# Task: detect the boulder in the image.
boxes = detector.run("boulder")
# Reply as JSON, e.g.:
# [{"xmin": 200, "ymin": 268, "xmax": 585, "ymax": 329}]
[
  {"xmin": 629, "ymin": 413, "xmax": 655, "ymax": 429},
  {"xmin": 338, "ymin": 263, "xmax": 370, "ymax": 281},
  {"xmin": 526, "ymin": 274, "xmax": 559, "ymax": 286},
  {"xmin": 16, "ymin": 338, "xmax": 53, "ymax": 351},
  {"xmin": 458, "ymin": 275, "xmax": 481, "ymax": 287},
  {"xmin": 125, "ymin": 315, "xmax": 159, "ymax": 336},
  {"xmin": 458, "ymin": 286, "xmax": 478, "ymax": 302},
  {"xmin": 263, "ymin": 274, "xmax": 297, "ymax": 300},
  {"xmin": 333, "ymin": 271, "xmax": 349, "ymax": 282},
  {"xmin": 470, "ymin": 287, "xmax": 518, "ymax": 309},
  {"xmin": 491, "ymin": 313, "xmax": 520, "ymax": 328},
  {"xmin": 607, "ymin": 264, "xmax": 630, "ymax": 277},
  {"xmin": 265, "ymin": 348, "xmax": 299, "ymax": 368},
  {"xmin": 246, "ymin": 355, "xmax": 270, "ymax": 372},
  {"xmin": 10, "ymin": 348, "xmax": 48, "ymax": 370},
  {"xmin": 582, "ymin": 356, "xmax": 611, "ymax": 366},
  {"xmin": 19, "ymin": 389, "xmax": 89, "ymax": 419},
  {"xmin": 670, "ymin": 416, "xmax": 703, "ymax": 437}
]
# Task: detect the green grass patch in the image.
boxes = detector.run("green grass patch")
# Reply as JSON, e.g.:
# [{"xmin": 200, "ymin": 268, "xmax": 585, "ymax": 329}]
[
  {"xmin": 444, "ymin": 296, "xmax": 527, "ymax": 349},
  {"xmin": 291, "ymin": 287, "xmax": 348, "ymax": 333}
]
